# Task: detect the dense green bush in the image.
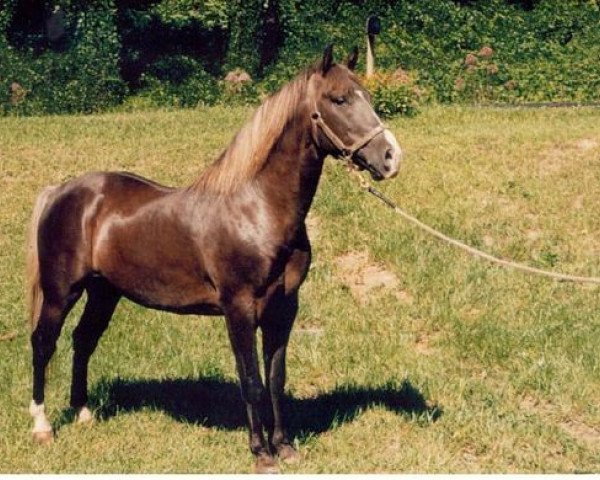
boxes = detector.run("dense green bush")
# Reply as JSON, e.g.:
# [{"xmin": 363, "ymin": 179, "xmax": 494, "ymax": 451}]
[
  {"xmin": 0, "ymin": 0, "xmax": 127, "ymax": 115},
  {"xmin": 362, "ymin": 72, "xmax": 423, "ymax": 118},
  {"xmin": 261, "ymin": 0, "xmax": 600, "ymax": 105},
  {"xmin": 1, "ymin": 0, "xmax": 599, "ymax": 115},
  {"xmin": 136, "ymin": 55, "xmax": 221, "ymax": 108}
]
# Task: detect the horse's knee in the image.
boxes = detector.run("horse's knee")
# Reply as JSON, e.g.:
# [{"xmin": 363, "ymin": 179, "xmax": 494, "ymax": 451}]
[
  {"xmin": 241, "ymin": 377, "xmax": 266, "ymax": 405},
  {"xmin": 72, "ymin": 323, "xmax": 87, "ymax": 346},
  {"xmin": 72, "ymin": 323, "xmax": 96, "ymax": 354},
  {"xmin": 31, "ymin": 323, "xmax": 61, "ymax": 362},
  {"xmin": 31, "ymin": 300, "xmax": 71, "ymax": 355}
]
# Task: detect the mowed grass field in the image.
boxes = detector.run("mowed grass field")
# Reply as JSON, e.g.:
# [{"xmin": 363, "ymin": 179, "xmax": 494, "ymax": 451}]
[{"xmin": 0, "ymin": 105, "xmax": 599, "ymax": 473}]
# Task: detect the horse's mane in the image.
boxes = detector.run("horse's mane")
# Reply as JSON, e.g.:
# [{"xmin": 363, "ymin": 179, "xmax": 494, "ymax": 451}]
[{"xmin": 191, "ymin": 68, "xmax": 314, "ymax": 195}]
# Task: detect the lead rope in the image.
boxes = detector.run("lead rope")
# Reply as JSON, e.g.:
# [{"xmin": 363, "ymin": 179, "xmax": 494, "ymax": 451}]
[{"xmin": 344, "ymin": 162, "xmax": 600, "ymax": 285}]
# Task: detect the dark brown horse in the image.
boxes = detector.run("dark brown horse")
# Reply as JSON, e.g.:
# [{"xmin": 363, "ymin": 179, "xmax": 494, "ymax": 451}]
[{"xmin": 26, "ymin": 45, "xmax": 401, "ymax": 473}]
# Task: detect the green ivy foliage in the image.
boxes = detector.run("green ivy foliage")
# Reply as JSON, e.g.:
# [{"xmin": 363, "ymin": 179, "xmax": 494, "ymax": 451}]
[
  {"xmin": 0, "ymin": 0, "xmax": 127, "ymax": 115},
  {"xmin": 260, "ymin": 0, "xmax": 600, "ymax": 105},
  {"xmin": 362, "ymin": 72, "xmax": 422, "ymax": 118},
  {"xmin": 149, "ymin": 0, "xmax": 229, "ymax": 29},
  {"xmin": 1, "ymin": 0, "xmax": 599, "ymax": 115},
  {"xmin": 138, "ymin": 55, "xmax": 222, "ymax": 108}
]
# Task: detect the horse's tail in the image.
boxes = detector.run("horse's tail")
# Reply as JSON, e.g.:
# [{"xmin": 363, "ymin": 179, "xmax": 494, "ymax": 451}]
[{"xmin": 26, "ymin": 186, "xmax": 57, "ymax": 332}]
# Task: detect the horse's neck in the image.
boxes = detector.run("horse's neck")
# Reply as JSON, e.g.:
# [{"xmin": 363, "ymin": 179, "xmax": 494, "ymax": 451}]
[{"xmin": 256, "ymin": 115, "xmax": 325, "ymax": 229}]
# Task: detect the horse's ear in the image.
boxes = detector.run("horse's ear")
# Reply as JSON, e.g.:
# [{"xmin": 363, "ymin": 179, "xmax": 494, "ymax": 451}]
[
  {"xmin": 346, "ymin": 46, "xmax": 359, "ymax": 71},
  {"xmin": 321, "ymin": 44, "xmax": 334, "ymax": 75}
]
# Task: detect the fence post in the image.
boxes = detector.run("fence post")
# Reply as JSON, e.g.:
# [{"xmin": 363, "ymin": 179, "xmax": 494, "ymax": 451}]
[{"xmin": 366, "ymin": 15, "xmax": 380, "ymax": 78}]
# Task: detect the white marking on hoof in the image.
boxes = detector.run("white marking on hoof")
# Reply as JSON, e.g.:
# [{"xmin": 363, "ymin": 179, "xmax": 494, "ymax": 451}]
[
  {"xmin": 278, "ymin": 444, "xmax": 301, "ymax": 464},
  {"xmin": 76, "ymin": 406, "xmax": 94, "ymax": 424},
  {"xmin": 30, "ymin": 401, "xmax": 53, "ymax": 444},
  {"xmin": 32, "ymin": 430, "xmax": 54, "ymax": 445}
]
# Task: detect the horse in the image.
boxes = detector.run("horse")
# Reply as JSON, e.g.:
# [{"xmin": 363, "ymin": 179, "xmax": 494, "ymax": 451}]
[{"xmin": 25, "ymin": 45, "xmax": 402, "ymax": 473}]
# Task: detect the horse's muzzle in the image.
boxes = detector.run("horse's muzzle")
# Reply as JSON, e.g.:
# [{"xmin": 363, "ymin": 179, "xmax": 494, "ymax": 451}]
[{"xmin": 353, "ymin": 128, "xmax": 402, "ymax": 181}]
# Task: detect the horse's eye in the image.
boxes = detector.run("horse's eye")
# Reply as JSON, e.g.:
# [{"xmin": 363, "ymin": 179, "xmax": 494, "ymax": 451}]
[{"xmin": 332, "ymin": 96, "xmax": 347, "ymax": 105}]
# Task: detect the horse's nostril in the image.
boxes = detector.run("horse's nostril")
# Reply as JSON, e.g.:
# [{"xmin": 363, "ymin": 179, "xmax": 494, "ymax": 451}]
[{"xmin": 383, "ymin": 148, "xmax": 394, "ymax": 172}]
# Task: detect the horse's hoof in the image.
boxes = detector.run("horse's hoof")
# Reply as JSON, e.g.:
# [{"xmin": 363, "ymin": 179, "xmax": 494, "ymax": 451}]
[
  {"xmin": 32, "ymin": 430, "xmax": 54, "ymax": 445},
  {"xmin": 253, "ymin": 453, "xmax": 279, "ymax": 474},
  {"xmin": 76, "ymin": 407, "xmax": 94, "ymax": 425},
  {"xmin": 277, "ymin": 443, "xmax": 300, "ymax": 464}
]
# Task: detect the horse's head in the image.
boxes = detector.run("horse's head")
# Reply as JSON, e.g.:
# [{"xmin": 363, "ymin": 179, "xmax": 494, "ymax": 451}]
[{"xmin": 309, "ymin": 44, "xmax": 402, "ymax": 181}]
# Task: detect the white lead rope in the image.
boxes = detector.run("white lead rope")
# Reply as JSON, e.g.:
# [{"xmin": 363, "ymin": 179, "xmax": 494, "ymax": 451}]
[{"xmin": 347, "ymin": 165, "xmax": 600, "ymax": 285}]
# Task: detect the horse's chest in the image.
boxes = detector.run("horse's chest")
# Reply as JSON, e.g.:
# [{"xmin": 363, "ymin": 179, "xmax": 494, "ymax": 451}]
[{"xmin": 264, "ymin": 235, "xmax": 312, "ymax": 297}]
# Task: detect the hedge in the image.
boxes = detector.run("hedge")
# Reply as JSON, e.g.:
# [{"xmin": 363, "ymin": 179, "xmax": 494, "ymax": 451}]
[
  {"xmin": 1, "ymin": 0, "xmax": 599, "ymax": 116},
  {"xmin": 0, "ymin": 0, "xmax": 126, "ymax": 115}
]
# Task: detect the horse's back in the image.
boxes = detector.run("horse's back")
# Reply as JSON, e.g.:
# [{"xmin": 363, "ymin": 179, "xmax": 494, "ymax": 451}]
[
  {"xmin": 73, "ymin": 170, "xmax": 173, "ymax": 204},
  {"xmin": 38, "ymin": 171, "xmax": 173, "ymax": 247},
  {"xmin": 42, "ymin": 171, "xmax": 172, "ymax": 205}
]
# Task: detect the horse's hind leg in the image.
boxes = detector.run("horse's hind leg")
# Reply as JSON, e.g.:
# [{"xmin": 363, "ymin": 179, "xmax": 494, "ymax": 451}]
[
  {"xmin": 30, "ymin": 291, "xmax": 82, "ymax": 444},
  {"xmin": 70, "ymin": 278, "xmax": 120, "ymax": 423}
]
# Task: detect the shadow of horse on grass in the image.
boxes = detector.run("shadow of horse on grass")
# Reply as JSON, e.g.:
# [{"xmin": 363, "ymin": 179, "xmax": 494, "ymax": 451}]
[{"xmin": 61, "ymin": 375, "xmax": 441, "ymax": 440}]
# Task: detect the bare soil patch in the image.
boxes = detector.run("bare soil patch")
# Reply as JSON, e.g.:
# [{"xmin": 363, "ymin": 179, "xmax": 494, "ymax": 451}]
[
  {"xmin": 520, "ymin": 395, "xmax": 600, "ymax": 445},
  {"xmin": 537, "ymin": 137, "xmax": 598, "ymax": 178},
  {"xmin": 574, "ymin": 138, "xmax": 598, "ymax": 151},
  {"xmin": 305, "ymin": 211, "xmax": 321, "ymax": 240},
  {"xmin": 559, "ymin": 420, "xmax": 600, "ymax": 445},
  {"xmin": 414, "ymin": 332, "xmax": 436, "ymax": 356},
  {"xmin": 335, "ymin": 251, "xmax": 412, "ymax": 305}
]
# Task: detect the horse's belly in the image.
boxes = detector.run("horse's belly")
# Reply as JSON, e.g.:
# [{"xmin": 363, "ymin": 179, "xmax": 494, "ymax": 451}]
[
  {"xmin": 91, "ymin": 198, "xmax": 221, "ymax": 312},
  {"xmin": 94, "ymin": 235, "xmax": 220, "ymax": 313},
  {"xmin": 99, "ymin": 265, "xmax": 221, "ymax": 314}
]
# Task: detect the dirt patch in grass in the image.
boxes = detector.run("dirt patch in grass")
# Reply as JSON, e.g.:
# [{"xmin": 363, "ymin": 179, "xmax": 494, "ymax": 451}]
[
  {"xmin": 335, "ymin": 251, "xmax": 412, "ymax": 305},
  {"xmin": 525, "ymin": 229, "xmax": 542, "ymax": 242},
  {"xmin": 574, "ymin": 138, "xmax": 598, "ymax": 151},
  {"xmin": 296, "ymin": 316, "xmax": 325, "ymax": 336},
  {"xmin": 520, "ymin": 395, "xmax": 548, "ymax": 412},
  {"xmin": 571, "ymin": 195, "xmax": 585, "ymax": 210},
  {"xmin": 559, "ymin": 420, "xmax": 600, "ymax": 445},
  {"xmin": 305, "ymin": 211, "xmax": 321, "ymax": 240},
  {"xmin": 414, "ymin": 332, "xmax": 436, "ymax": 356},
  {"xmin": 537, "ymin": 137, "xmax": 598, "ymax": 179},
  {"xmin": 520, "ymin": 395, "xmax": 600, "ymax": 445}
]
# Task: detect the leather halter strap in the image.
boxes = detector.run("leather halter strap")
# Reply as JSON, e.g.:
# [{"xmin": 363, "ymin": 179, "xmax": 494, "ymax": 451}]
[{"xmin": 310, "ymin": 110, "xmax": 386, "ymax": 159}]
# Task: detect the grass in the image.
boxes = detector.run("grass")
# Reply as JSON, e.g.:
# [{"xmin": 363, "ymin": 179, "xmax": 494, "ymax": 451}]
[{"xmin": 1, "ymin": 105, "xmax": 599, "ymax": 473}]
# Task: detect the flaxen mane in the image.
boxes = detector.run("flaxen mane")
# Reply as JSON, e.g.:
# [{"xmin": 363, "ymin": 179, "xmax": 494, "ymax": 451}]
[{"xmin": 192, "ymin": 69, "xmax": 313, "ymax": 195}]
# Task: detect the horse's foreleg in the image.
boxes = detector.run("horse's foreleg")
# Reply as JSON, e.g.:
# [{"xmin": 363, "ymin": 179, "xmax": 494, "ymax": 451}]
[
  {"xmin": 70, "ymin": 279, "xmax": 120, "ymax": 423},
  {"xmin": 261, "ymin": 290, "xmax": 299, "ymax": 464},
  {"xmin": 30, "ymin": 293, "xmax": 81, "ymax": 444},
  {"xmin": 223, "ymin": 293, "xmax": 277, "ymax": 473}
]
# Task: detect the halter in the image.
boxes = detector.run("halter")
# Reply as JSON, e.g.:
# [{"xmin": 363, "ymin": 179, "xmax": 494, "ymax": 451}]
[{"xmin": 310, "ymin": 110, "xmax": 386, "ymax": 160}]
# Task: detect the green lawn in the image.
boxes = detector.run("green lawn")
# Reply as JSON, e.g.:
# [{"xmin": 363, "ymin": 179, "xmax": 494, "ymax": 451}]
[{"xmin": 0, "ymin": 105, "xmax": 599, "ymax": 473}]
